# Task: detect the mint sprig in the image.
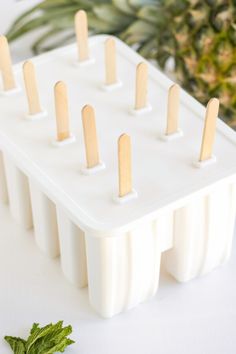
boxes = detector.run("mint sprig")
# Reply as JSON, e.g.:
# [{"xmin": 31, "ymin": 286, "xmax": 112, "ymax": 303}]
[{"xmin": 4, "ymin": 321, "xmax": 75, "ymax": 354}]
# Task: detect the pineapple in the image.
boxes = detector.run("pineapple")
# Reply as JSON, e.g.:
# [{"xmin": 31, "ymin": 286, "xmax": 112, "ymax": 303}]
[{"xmin": 6, "ymin": 0, "xmax": 236, "ymax": 127}]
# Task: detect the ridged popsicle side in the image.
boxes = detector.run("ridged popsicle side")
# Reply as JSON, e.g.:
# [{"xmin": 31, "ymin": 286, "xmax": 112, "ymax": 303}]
[
  {"xmin": 0, "ymin": 151, "xmax": 8, "ymax": 203},
  {"xmin": 3, "ymin": 154, "xmax": 33, "ymax": 229},
  {"xmin": 85, "ymin": 213, "xmax": 173, "ymax": 318},
  {"xmin": 29, "ymin": 180, "xmax": 60, "ymax": 258},
  {"xmin": 56, "ymin": 206, "xmax": 88, "ymax": 288},
  {"xmin": 163, "ymin": 182, "xmax": 236, "ymax": 282}
]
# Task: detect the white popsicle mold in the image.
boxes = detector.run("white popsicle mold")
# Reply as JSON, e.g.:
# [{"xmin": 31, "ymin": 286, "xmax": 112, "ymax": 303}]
[
  {"xmin": 0, "ymin": 151, "xmax": 8, "ymax": 203},
  {"xmin": 29, "ymin": 180, "xmax": 59, "ymax": 258},
  {"xmin": 85, "ymin": 212, "xmax": 173, "ymax": 317},
  {"xmin": 0, "ymin": 35, "xmax": 235, "ymax": 317},
  {"xmin": 164, "ymin": 181, "xmax": 236, "ymax": 282},
  {"xmin": 56, "ymin": 206, "xmax": 87, "ymax": 288},
  {"xmin": 3, "ymin": 153, "xmax": 33, "ymax": 229}
]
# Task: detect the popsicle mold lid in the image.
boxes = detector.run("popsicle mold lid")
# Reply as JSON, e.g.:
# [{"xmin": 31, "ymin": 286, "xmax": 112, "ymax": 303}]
[{"xmin": 0, "ymin": 35, "xmax": 236, "ymax": 236}]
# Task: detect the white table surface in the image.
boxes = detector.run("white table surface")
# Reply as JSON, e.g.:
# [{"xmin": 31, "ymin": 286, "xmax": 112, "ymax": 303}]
[{"xmin": 0, "ymin": 201, "xmax": 236, "ymax": 354}]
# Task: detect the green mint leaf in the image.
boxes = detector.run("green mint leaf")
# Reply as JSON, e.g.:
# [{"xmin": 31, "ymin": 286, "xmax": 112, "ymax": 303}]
[
  {"xmin": 4, "ymin": 321, "xmax": 75, "ymax": 354},
  {"xmin": 4, "ymin": 336, "xmax": 26, "ymax": 354},
  {"xmin": 39, "ymin": 337, "xmax": 75, "ymax": 354},
  {"xmin": 25, "ymin": 321, "xmax": 74, "ymax": 354},
  {"xmin": 25, "ymin": 323, "xmax": 53, "ymax": 353}
]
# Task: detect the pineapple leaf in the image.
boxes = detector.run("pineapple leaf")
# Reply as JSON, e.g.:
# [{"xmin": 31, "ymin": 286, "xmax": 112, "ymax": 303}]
[
  {"xmin": 121, "ymin": 20, "xmax": 156, "ymax": 46},
  {"xmin": 112, "ymin": 0, "xmax": 135, "ymax": 15},
  {"xmin": 137, "ymin": 5, "xmax": 162, "ymax": 24},
  {"xmin": 93, "ymin": 4, "xmax": 134, "ymax": 27}
]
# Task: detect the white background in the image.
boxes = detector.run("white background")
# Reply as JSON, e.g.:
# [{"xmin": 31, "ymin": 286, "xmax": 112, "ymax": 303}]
[
  {"xmin": 0, "ymin": 1, "xmax": 236, "ymax": 353},
  {"xmin": 0, "ymin": 0, "xmax": 42, "ymax": 62}
]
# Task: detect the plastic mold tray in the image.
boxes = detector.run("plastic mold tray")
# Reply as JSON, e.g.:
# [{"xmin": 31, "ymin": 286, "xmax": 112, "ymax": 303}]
[{"xmin": 0, "ymin": 35, "xmax": 236, "ymax": 317}]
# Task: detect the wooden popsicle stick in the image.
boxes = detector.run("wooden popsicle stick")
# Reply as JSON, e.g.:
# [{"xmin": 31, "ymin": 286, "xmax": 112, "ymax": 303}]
[
  {"xmin": 82, "ymin": 105, "xmax": 100, "ymax": 168},
  {"xmin": 75, "ymin": 10, "xmax": 89, "ymax": 62},
  {"xmin": 54, "ymin": 81, "xmax": 70, "ymax": 141},
  {"xmin": 118, "ymin": 134, "xmax": 132, "ymax": 197},
  {"xmin": 23, "ymin": 61, "xmax": 42, "ymax": 115},
  {"xmin": 166, "ymin": 84, "xmax": 180, "ymax": 135},
  {"xmin": 0, "ymin": 35, "xmax": 16, "ymax": 91},
  {"xmin": 199, "ymin": 98, "xmax": 219, "ymax": 161},
  {"xmin": 105, "ymin": 38, "xmax": 117, "ymax": 85},
  {"xmin": 135, "ymin": 62, "xmax": 148, "ymax": 110}
]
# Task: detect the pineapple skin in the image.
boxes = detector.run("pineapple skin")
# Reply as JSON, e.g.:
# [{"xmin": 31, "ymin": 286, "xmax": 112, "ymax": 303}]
[
  {"xmin": 6, "ymin": 0, "xmax": 236, "ymax": 127},
  {"xmin": 156, "ymin": 0, "xmax": 236, "ymax": 128}
]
